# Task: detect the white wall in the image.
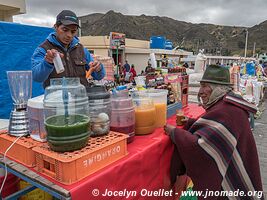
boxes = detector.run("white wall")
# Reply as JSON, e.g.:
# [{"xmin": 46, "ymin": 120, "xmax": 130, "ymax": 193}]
[
  {"xmin": 94, "ymin": 49, "xmax": 109, "ymax": 57},
  {"xmin": 125, "ymin": 53, "xmax": 149, "ymax": 74},
  {"xmin": 0, "ymin": 0, "xmax": 26, "ymax": 22}
]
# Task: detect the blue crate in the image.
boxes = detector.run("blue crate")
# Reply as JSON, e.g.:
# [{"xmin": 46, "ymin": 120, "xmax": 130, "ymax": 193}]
[{"xmin": 167, "ymin": 102, "xmax": 182, "ymax": 119}]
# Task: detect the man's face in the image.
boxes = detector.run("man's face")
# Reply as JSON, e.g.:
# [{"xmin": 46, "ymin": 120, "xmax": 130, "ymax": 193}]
[
  {"xmin": 55, "ymin": 24, "xmax": 78, "ymax": 46},
  {"xmin": 198, "ymin": 82, "xmax": 212, "ymax": 105}
]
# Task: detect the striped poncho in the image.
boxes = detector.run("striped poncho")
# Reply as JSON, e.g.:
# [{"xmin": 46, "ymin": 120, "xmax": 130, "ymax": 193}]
[{"xmin": 170, "ymin": 93, "xmax": 263, "ymax": 200}]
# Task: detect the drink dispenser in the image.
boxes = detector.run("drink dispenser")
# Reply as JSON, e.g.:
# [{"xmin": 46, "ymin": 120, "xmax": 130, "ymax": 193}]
[
  {"xmin": 43, "ymin": 78, "xmax": 90, "ymax": 152},
  {"xmin": 110, "ymin": 86, "xmax": 135, "ymax": 143},
  {"xmin": 132, "ymin": 91, "xmax": 156, "ymax": 135},
  {"xmin": 86, "ymin": 85, "xmax": 111, "ymax": 137}
]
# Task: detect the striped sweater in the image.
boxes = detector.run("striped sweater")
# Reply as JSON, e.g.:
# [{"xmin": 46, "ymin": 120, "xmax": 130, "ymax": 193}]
[{"xmin": 170, "ymin": 93, "xmax": 263, "ymax": 200}]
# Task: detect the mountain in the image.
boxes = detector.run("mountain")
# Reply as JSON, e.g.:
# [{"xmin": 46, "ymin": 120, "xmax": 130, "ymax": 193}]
[{"xmin": 79, "ymin": 10, "xmax": 267, "ymax": 56}]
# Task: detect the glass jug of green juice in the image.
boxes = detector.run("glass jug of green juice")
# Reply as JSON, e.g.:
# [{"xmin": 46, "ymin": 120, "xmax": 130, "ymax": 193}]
[{"xmin": 43, "ymin": 78, "xmax": 90, "ymax": 152}]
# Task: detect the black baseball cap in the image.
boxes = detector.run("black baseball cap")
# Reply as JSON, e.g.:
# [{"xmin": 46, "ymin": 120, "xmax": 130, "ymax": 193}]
[{"xmin": 56, "ymin": 10, "xmax": 80, "ymax": 27}]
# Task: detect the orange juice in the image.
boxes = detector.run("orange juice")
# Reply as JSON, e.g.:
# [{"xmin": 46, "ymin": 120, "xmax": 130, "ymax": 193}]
[
  {"xmin": 154, "ymin": 103, "xmax": 167, "ymax": 127},
  {"xmin": 135, "ymin": 107, "xmax": 156, "ymax": 135},
  {"xmin": 135, "ymin": 126, "xmax": 156, "ymax": 135}
]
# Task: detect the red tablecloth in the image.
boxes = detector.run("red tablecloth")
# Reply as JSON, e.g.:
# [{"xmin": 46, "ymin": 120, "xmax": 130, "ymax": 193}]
[
  {"xmin": 59, "ymin": 129, "xmax": 174, "ymax": 200},
  {"xmin": 32, "ymin": 104, "xmax": 205, "ymax": 200}
]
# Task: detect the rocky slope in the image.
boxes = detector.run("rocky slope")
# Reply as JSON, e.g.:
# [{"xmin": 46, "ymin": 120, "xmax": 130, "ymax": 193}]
[{"xmin": 79, "ymin": 10, "xmax": 267, "ymax": 56}]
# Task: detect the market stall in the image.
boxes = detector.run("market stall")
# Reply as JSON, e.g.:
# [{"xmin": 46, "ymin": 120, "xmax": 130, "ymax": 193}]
[{"xmin": 0, "ymin": 104, "xmax": 205, "ymax": 200}]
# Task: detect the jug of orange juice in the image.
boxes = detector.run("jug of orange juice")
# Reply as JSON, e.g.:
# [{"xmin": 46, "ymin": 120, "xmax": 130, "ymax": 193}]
[
  {"xmin": 132, "ymin": 91, "xmax": 156, "ymax": 135},
  {"xmin": 146, "ymin": 89, "xmax": 168, "ymax": 127}
]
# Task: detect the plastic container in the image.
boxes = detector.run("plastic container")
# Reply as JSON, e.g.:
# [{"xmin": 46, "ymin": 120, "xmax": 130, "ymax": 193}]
[
  {"xmin": 150, "ymin": 36, "xmax": 166, "ymax": 49},
  {"xmin": 87, "ymin": 85, "xmax": 111, "ymax": 137},
  {"xmin": 43, "ymin": 78, "xmax": 90, "ymax": 152},
  {"xmin": 132, "ymin": 92, "xmax": 156, "ymax": 135},
  {"xmin": 19, "ymin": 180, "xmax": 53, "ymax": 200},
  {"xmin": 110, "ymin": 86, "xmax": 135, "ymax": 143},
  {"xmin": 27, "ymin": 95, "xmax": 46, "ymax": 142},
  {"xmin": 0, "ymin": 173, "xmax": 19, "ymax": 198},
  {"xmin": 146, "ymin": 89, "xmax": 168, "ymax": 127},
  {"xmin": 165, "ymin": 40, "xmax": 173, "ymax": 50},
  {"xmin": 134, "ymin": 76, "xmax": 146, "ymax": 87}
]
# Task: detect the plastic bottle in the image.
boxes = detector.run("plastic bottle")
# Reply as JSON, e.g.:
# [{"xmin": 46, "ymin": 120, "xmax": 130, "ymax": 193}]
[{"xmin": 53, "ymin": 52, "xmax": 64, "ymax": 74}]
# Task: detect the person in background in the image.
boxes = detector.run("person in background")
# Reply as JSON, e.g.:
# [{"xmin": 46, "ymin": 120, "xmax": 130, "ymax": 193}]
[
  {"xmin": 145, "ymin": 62, "xmax": 153, "ymax": 73},
  {"xmin": 256, "ymin": 61, "xmax": 265, "ymax": 78},
  {"xmin": 263, "ymin": 61, "xmax": 267, "ymax": 76},
  {"xmin": 189, "ymin": 63, "xmax": 195, "ymax": 70},
  {"xmin": 164, "ymin": 65, "xmax": 263, "ymax": 199},
  {"xmin": 140, "ymin": 70, "xmax": 145, "ymax": 76},
  {"xmin": 182, "ymin": 62, "xmax": 189, "ymax": 68},
  {"xmin": 31, "ymin": 10, "xmax": 105, "ymax": 88},
  {"xmin": 118, "ymin": 63, "xmax": 126, "ymax": 84},
  {"xmin": 130, "ymin": 64, "xmax": 137, "ymax": 78},
  {"xmin": 123, "ymin": 60, "xmax": 130, "ymax": 72}
]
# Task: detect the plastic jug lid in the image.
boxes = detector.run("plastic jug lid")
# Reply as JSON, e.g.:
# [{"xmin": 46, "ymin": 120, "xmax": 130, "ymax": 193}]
[
  {"xmin": 27, "ymin": 95, "xmax": 44, "ymax": 108},
  {"xmin": 86, "ymin": 85, "xmax": 110, "ymax": 100},
  {"xmin": 116, "ymin": 85, "xmax": 127, "ymax": 91}
]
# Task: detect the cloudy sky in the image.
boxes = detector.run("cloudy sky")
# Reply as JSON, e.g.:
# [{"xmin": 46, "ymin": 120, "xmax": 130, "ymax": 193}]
[{"xmin": 14, "ymin": 0, "xmax": 267, "ymax": 28}]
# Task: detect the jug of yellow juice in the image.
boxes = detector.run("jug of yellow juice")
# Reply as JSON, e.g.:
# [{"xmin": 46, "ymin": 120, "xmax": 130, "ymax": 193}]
[
  {"xmin": 132, "ymin": 92, "xmax": 156, "ymax": 135},
  {"xmin": 147, "ymin": 89, "xmax": 168, "ymax": 127}
]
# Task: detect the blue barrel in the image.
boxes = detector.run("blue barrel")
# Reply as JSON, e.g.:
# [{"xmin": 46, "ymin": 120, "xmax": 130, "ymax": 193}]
[
  {"xmin": 165, "ymin": 40, "xmax": 173, "ymax": 50},
  {"xmin": 150, "ymin": 36, "xmax": 166, "ymax": 49}
]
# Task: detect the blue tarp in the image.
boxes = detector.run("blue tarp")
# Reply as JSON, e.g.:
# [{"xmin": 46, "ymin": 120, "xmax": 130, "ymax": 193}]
[{"xmin": 0, "ymin": 22, "xmax": 53, "ymax": 119}]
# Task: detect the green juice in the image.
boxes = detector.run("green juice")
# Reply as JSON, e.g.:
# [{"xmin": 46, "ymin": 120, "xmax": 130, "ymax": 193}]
[{"xmin": 45, "ymin": 114, "xmax": 90, "ymax": 152}]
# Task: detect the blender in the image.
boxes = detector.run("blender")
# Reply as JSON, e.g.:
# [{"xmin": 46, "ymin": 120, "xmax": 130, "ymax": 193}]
[{"xmin": 7, "ymin": 71, "xmax": 32, "ymax": 136}]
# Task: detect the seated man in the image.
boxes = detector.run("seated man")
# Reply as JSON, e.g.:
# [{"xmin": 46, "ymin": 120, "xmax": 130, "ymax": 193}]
[{"xmin": 165, "ymin": 65, "xmax": 263, "ymax": 199}]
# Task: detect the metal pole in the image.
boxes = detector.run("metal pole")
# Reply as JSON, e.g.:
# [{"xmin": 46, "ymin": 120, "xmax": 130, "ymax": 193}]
[
  {"xmin": 78, "ymin": 19, "xmax": 82, "ymax": 37},
  {"xmin": 253, "ymin": 42, "xmax": 256, "ymax": 57},
  {"xmin": 244, "ymin": 29, "xmax": 248, "ymax": 57},
  {"xmin": 116, "ymin": 44, "xmax": 119, "ymax": 76}
]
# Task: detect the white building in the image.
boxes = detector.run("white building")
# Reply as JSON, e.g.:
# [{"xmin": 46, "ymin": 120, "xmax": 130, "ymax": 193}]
[
  {"xmin": 182, "ymin": 55, "xmax": 256, "ymax": 67},
  {"xmin": 0, "ymin": 0, "xmax": 26, "ymax": 22},
  {"xmin": 79, "ymin": 35, "xmax": 192, "ymax": 73}
]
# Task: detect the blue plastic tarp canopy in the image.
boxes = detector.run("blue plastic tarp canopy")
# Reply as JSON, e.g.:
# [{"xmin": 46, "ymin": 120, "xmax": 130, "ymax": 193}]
[{"xmin": 0, "ymin": 22, "xmax": 53, "ymax": 119}]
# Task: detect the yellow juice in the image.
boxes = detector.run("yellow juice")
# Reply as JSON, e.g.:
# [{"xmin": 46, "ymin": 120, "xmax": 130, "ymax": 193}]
[
  {"xmin": 154, "ymin": 103, "xmax": 167, "ymax": 127},
  {"xmin": 135, "ymin": 107, "xmax": 156, "ymax": 135}
]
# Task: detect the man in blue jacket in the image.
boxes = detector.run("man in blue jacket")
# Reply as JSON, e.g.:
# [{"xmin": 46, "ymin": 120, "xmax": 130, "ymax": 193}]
[{"xmin": 31, "ymin": 10, "xmax": 105, "ymax": 88}]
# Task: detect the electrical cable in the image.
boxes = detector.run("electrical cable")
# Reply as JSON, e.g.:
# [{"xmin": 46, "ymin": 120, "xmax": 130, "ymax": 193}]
[{"xmin": 0, "ymin": 133, "xmax": 27, "ymax": 195}]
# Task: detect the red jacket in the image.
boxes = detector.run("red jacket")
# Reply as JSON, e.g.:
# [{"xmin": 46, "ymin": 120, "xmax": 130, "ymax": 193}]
[{"xmin": 130, "ymin": 67, "xmax": 137, "ymax": 78}]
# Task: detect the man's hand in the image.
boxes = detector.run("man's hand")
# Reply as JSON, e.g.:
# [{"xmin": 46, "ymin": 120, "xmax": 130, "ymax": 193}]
[
  {"xmin": 90, "ymin": 61, "xmax": 102, "ymax": 72},
  {"xmin": 45, "ymin": 49, "xmax": 64, "ymax": 64}
]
